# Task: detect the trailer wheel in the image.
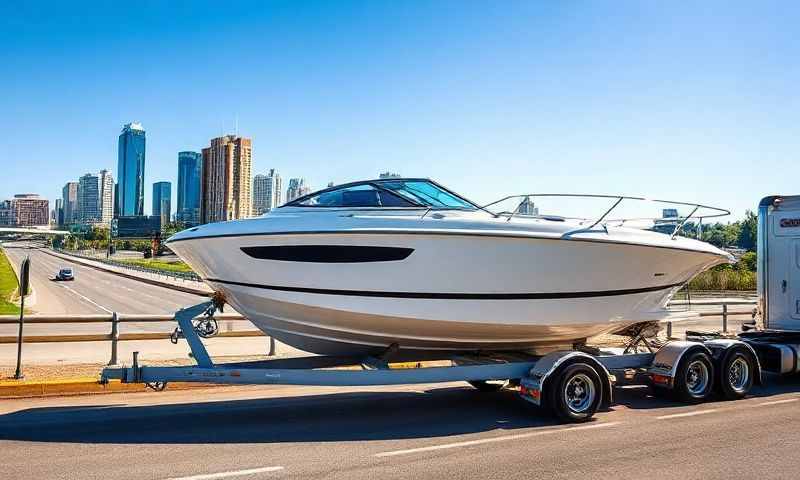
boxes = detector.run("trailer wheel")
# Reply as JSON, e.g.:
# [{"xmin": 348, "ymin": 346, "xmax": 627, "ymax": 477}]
[
  {"xmin": 468, "ymin": 380, "xmax": 508, "ymax": 392},
  {"xmin": 547, "ymin": 363, "xmax": 602, "ymax": 423},
  {"xmin": 673, "ymin": 351, "xmax": 714, "ymax": 404},
  {"xmin": 718, "ymin": 348, "xmax": 755, "ymax": 400}
]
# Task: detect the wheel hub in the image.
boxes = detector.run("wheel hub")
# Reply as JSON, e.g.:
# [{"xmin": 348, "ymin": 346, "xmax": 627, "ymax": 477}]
[{"xmin": 564, "ymin": 373, "xmax": 596, "ymax": 414}]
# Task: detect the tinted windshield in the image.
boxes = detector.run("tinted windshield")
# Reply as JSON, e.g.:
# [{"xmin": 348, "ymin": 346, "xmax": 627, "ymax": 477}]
[
  {"xmin": 378, "ymin": 180, "xmax": 477, "ymax": 209},
  {"xmin": 287, "ymin": 180, "xmax": 478, "ymax": 210},
  {"xmin": 291, "ymin": 184, "xmax": 417, "ymax": 207}
]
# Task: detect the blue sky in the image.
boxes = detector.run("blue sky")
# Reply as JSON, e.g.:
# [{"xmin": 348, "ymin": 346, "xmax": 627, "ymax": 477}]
[{"xmin": 1, "ymin": 1, "xmax": 797, "ymax": 219}]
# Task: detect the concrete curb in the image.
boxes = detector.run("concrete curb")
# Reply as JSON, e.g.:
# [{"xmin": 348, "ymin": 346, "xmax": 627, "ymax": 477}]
[
  {"xmin": 43, "ymin": 249, "xmax": 212, "ymax": 296},
  {"xmin": 0, "ymin": 377, "xmax": 214, "ymax": 398}
]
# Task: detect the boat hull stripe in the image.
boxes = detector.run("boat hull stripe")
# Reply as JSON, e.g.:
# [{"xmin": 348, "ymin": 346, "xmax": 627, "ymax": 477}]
[{"xmin": 204, "ymin": 278, "xmax": 684, "ymax": 300}]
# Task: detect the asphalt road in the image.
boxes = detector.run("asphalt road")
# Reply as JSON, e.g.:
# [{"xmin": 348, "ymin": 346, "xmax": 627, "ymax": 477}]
[
  {"xmin": 1, "ymin": 377, "xmax": 799, "ymax": 480},
  {"xmin": 2, "ymin": 244, "xmax": 205, "ymax": 315},
  {"xmin": 0, "ymin": 244, "xmax": 277, "ymax": 364}
]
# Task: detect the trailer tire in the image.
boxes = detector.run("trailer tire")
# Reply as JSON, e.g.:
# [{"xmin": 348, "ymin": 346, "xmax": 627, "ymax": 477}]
[
  {"xmin": 547, "ymin": 363, "xmax": 602, "ymax": 423},
  {"xmin": 468, "ymin": 380, "xmax": 508, "ymax": 392},
  {"xmin": 673, "ymin": 351, "xmax": 715, "ymax": 404},
  {"xmin": 717, "ymin": 348, "xmax": 755, "ymax": 400}
]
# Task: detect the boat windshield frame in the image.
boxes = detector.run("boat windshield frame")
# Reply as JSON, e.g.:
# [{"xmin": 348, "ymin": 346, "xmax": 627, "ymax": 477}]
[{"xmin": 282, "ymin": 178, "xmax": 486, "ymax": 212}]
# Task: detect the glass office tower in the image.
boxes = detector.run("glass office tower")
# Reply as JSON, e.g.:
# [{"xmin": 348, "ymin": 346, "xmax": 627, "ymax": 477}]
[
  {"xmin": 115, "ymin": 122, "xmax": 146, "ymax": 217},
  {"xmin": 177, "ymin": 151, "xmax": 202, "ymax": 225},
  {"xmin": 152, "ymin": 181, "xmax": 172, "ymax": 226}
]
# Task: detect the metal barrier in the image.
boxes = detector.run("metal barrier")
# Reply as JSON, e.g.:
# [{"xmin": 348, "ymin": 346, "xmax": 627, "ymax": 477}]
[
  {"xmin": 2, "ymin": 303, "xmax": 754, "ymax": 366},
  {"xmin": 0, "ymin": 312, "xmax": 276, "ymax": 367},
  {"xmin": 53, "ymin": 248, "xmax": 202, "ymax": 282}
]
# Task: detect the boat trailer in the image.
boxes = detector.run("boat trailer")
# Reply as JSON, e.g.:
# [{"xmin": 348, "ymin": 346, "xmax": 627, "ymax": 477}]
[{"xmin": 102, "ymin": 299, "xmax": 767, "ymax": 423}]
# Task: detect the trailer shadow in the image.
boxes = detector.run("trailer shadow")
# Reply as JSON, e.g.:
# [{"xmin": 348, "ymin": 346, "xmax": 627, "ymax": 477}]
[
  {"xmin": 2, "ymin": 374, "xmax": 798, "ymax": 445},
  {"xmin": 0, "ymin": 386, "xmax": 565, "ymax": 445},
  {"xmin": 611, "ymin": 372, "xmax": 800, "ymax": 411}
]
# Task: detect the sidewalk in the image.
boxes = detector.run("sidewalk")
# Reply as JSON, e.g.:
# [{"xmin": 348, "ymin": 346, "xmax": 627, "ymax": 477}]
[{"xmin": 45, "ymin": 249, "xmax": 213, "ymax": 296}]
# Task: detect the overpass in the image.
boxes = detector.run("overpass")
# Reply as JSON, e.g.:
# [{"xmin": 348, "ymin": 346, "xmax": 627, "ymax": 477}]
[{"xmin": 0, "ymin": 227, "xmax": 70, "ymax": 236}]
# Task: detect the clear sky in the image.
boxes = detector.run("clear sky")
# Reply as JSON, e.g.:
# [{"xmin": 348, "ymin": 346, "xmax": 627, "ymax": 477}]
[{"xmin": 1, "ymin": 1, "xmax": 797, "ymax": 220}]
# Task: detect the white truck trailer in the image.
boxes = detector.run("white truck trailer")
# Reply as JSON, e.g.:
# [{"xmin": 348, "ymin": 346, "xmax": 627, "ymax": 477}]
[{"xmin": 101, "ymin": 195, "xmax": 800, "ymax": 423}]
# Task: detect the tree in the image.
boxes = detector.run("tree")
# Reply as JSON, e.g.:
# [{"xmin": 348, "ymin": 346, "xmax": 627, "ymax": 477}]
[{"xmin": 737, "ymin": 210, "xmax": 757, "ymax": 251}]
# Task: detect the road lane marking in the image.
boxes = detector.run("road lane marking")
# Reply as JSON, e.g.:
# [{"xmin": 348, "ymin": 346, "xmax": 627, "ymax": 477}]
[
  {"xmin": 56, "ymin": 282, "xmax": 113, "ymax": 313},
  {"xmin": 757, "ymin": 398, "xmax": 799, "ymax": 407},
  {"xmin": 656, "ymin": 409, "xmax": 719, "ymax": 420},
  {"xmin": 164, "ymin": 466, "xmax": 284, "ymax": 480},
  {"xmin": 374, "ymin": 421, "xmax": 621, "ymax": 457}
]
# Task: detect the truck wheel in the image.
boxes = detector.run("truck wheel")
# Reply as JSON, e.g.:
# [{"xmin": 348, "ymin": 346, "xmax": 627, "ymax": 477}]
[
  {"xmin": 673, "ymin": 351, "xmax": 714, "ymax": 403},
  {"xmin": 547, "ymin": 363, "xmax": 602, "ymax": 423},
  {"xmin": 718, "ymin": 348, "xmax": 755, "ymax": 400},
  {"xmin": 468, "ymin": 380, "xmax": 508, "ymax": 392}
]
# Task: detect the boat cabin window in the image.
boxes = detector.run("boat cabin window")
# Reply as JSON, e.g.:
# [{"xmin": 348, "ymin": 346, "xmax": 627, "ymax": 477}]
[
  {"xmin": 292, "ymin": 184, "xmax": 417, "ymax": 208},
  {"xmin": 379, "ymin": 180, "xmax": 476, "ymax": 209},
  {"xmin": 287, "ymin": 179, "xmax": 478, "ymax": 210}
]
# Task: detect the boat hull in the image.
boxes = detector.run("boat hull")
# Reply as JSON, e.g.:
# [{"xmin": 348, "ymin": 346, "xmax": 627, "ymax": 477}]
[{"xmin": 171, "ymin": 231, "xmax": 726, "ymax": 355}]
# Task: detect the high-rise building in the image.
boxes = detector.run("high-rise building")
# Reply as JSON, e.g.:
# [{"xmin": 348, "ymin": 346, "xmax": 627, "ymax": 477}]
[
  {"xmin": 116, "ymin": 122, "xmax": 146, "ymax": 217},
  {"xmin": 200, "ymin": 135, "xmax": 252, "ymax": 223},
  {"xmin": 77, "ymin": 173, "xmax": 100, "ymax": 223},
  {"xmin": 286, "ymin": 178, "xmax": 311, "ymax": 203},
  {"xmin": 252, "ymin": 169, "xmax": 282, "ymax": 215},
  {"xmin": 0, "ymin": 201, "xmax": 12, "ymax": 226},
  {"xmin": 153, "ymin": 181, "xmax": 172, "ymax": 225},
  {"xmin": 62, "ymin": 181, "xmax": 78, "ymax": 225},
  {"xmin": 515, "ymin": 196, "xmax": 538, "ymax": 216},
  {"xmin": 4, "ymin": 194, "xmax": 49, "ymax": 227},
  {"xmin": 98, "ymin": 169, "xmax": 114, "ymax": 223},
  {"xmin": 252, "ymin": 174, "xmax": 269, "ymax": 216},
  {"xmin": 177, "ymin": 151, "xmax": 202, "ymax": 225},
  {"xmin": 379, "ymin": 171, "xmax": 401, "ymax": 179},
  {"xmin": 55, "ymin": 198, "xmax": 64, "ymax": 226}
]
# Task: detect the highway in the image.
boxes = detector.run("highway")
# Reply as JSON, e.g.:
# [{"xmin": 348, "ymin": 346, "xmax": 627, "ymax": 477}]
[
  {"xmin": 0, "ymin": 244, "xmax": 275, "ymax": 364},
  {"xmin": 1, "ymin": 378, "xmax": 799, "ymax": 480},
  {"xmin": 2, "ymin": 243, "xmax": 205, "ymax": 315}
]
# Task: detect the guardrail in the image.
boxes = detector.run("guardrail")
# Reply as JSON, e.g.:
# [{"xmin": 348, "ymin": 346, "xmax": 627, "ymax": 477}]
[
  {"xmin": 665, "ymin": 302, "xmax": 756, "ymax": 339},
  {"xmin": 0, "ymin": 312, "xmax": 275, "ymax": 368},
  {"xmin": 2, "ymin": 302, "xmax": 756, "ymax": 369},
  {"xmin": 53, "ymin": 248, "xmax": 202, "ymax": 282}
]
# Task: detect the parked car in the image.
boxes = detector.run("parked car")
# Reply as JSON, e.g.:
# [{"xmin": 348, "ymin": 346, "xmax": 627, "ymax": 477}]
[{"xmin": 55, "ymin": 268, "xmax": 74, "ymax": 281}]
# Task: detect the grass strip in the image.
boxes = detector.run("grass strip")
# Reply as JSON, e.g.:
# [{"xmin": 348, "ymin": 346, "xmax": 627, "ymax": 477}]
[{"xmin": 0, "ymin": 248, "xmax": 21, "ymax": 314}]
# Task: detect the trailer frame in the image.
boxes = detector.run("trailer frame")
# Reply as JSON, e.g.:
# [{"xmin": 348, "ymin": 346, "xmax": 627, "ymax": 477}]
[{"xmin": 101, "ymin": 299, "xmax": 770, "ymax": 423}]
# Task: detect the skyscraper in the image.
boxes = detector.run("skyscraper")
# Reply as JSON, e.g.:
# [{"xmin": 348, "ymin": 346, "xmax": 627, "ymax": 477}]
[
  {"xmin": 286, "ymin": 178, "xmax": 311, "ymax": 203},
  {"xmin": 55, "ymin": 198, "xmax": 64, "ymax": 226},
  {"xmin": 116, "ymin": 122, "xmax": 146, "ymax": 217},
  {"xmin": 98, "ymin": 169, "xmax": 114, "ymax": 223},
  {"xmin": 76, "ymin": 171, "xmax": 113, "ymax": 225},
  {"xmin": 177, "ymin": 151, "xmax": 202, "ymax": 225},
  {"xmin": 62, "ymin": 181, "xmax": 78, "ymax": 225},
  {"xmin": 153, "ymin": 181, "xmax": 172, "ymax": 225},
  {"xmin": 200, "ymin": 135, "xmax": 252, "ymax": 223},
  {"xmin": 77, "ymin": 173, "xmax": 100, "ymax": 223},
  {"xmin": 252, "ymin": 169, "xmax": 281, "ymax": 215}
]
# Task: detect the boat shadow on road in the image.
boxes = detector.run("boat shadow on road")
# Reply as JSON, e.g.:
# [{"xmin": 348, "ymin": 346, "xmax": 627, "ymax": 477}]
[
  {"xmin": 0, "ymin": 387, "xmax": 564, "ymax": 444},
  {"xmin": 1, "ymin": 374, "xmax": 799, "ymax": 445}
]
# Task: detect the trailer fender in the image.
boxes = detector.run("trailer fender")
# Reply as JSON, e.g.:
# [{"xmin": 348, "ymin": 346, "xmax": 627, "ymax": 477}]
[
  {"xmin": 649, "ymin": 341, "xmax": 713, "ymax": 389},
  {"xmin": 704, "ymin": 339, "xmax": 763, "ymax": 386},
  {"xmin": 519, "ymin": 351, "xmax": 613, "ymax": 409}
]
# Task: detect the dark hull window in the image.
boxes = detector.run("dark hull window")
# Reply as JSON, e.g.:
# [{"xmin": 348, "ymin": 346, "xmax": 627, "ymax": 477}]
[{"xmin": 241, "ymin": 245, "xmax": 414, "ymax": 263}]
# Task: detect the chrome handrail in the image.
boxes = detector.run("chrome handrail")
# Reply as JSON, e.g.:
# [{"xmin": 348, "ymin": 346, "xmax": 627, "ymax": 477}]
[{"xmin": 481, "ymin": 194, "xmax": 730, "ymax": 238}]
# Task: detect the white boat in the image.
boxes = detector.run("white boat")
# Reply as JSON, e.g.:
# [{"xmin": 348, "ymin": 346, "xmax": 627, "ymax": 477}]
[{"xmin": 166, "ymin": 178, "xmax": 732, "ymax": 356}]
